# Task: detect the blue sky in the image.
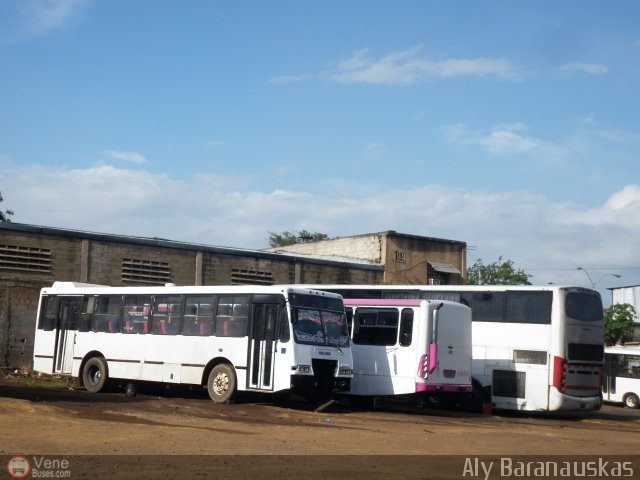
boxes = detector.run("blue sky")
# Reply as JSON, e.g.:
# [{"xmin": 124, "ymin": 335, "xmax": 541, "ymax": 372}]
[{"xmin": 1, "ymin": 0, "xmax": 639, "ymax": 300}]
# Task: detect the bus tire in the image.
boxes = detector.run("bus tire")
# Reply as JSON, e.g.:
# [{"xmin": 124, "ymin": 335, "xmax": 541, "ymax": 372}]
[
  {"xmin": 82, "ymin": 357, "xmax": 108, "ymax": 393},
  {"xmin": 207, "ymin": 363, "xmax": 236, "ymax": 403},
  {"xmin": 624, "ymin": 393, "xmax": 639, "ymax": 409},
  {"xmin": 348, "ymin": 395, "xmax": 374, "ymax": 409}
]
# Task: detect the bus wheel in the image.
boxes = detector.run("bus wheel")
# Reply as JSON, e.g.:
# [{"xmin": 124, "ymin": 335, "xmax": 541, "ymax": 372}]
[
  {"xmin": 464, "ymin": 380, "xmax": 489, "ymax": 413},
  {"xmin": 82, "ymin": 357, "xmax": 108, "ymax": 393},
  {"xmin": 348, "ymin": 395, "xmax": 374, "ymax": 409},
  {"xmin": 624, "ymin": 393, "xmax": 639, "ymax": 409},
  {"xmin": 207, "ymin": 364, "xmax": 236, "ymax": 403}
]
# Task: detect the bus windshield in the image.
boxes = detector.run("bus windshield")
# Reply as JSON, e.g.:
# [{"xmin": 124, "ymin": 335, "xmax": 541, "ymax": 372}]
[{"xmin": 292, "ymin": 308, "xmax": 349, "ymax": 347}]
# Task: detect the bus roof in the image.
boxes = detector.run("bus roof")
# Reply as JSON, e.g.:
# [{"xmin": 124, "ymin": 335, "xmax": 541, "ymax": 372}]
[
  {"xmin": 344, "ymin": 298, "xmax": 424, "ymax": 307},
  {"xmin": 42, "ymin": 283, "xmax": 344, "ymax": 299},
  {"xmin": 297, "ymin": 284, "xmax": 599, "ymax": 295}
]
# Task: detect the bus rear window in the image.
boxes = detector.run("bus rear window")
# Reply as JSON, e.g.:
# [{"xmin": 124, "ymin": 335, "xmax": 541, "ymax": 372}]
[
  {"xmin": 566, "ymin": 292, "xmax": 603, "ymax": 322},
  {"xmin": 568, "ymin": 343, "xmax": 604, "ymax": 362}
]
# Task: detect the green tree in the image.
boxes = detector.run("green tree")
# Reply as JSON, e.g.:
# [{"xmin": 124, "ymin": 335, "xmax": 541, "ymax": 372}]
[
  {"xmin": 267, "ymin": 230, "xmax": 329, "ymax": 248},
  {"xmin": 466, "ymin": 256, "xmax": 531, "ymax": 285},
  {"xmin": 604, "ymin": 303, "xmax": 637, "ymax": 345},
  {"xmin": 0, "ymin": 191, "xmax": 14, "ymax": 222}
]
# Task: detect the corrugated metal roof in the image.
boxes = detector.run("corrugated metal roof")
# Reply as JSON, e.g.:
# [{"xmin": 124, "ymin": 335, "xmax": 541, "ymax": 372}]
[
  {"xmin": 428, "ymin": 261, "xmax": 461, "ymax": 274},
  {"xmin": 0, "ymin": 222, "xmax": 383, "ymax": 271}
]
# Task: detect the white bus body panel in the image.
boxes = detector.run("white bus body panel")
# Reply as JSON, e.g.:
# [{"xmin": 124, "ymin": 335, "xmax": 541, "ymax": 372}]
[
  {"xmin": 425, "ymin": 302, "xmax": 472, "ymax": 391},
  {"xmin": 347, "ymin": 300, "xmax": 472, "ymax": 397},
  {"xmin": 472, "ymin": 322, "xmax": 551, "ymax": 411},
  {"xmin": 603, "ymin": 346, "xmax": 640, "ymax": 407}
]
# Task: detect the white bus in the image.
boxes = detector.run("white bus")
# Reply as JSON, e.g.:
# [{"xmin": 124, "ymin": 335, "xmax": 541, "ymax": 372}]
[
  {"xmin": 301, "ymin": 284, "xmax": 604, "ymax": 412},
  {"xmin": 32, "ymin": 282, "xmax": 353, "ymax": 402},
  {"xmin": 343, "ymin": 298, "xmax": 472, "ymax": 404},
  {"xmin": 602, "ymin": 345, "xmax": 640, "ymax": 409}
]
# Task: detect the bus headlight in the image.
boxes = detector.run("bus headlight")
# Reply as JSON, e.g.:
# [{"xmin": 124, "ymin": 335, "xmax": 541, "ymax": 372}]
[
  {"xmin": 296, "ymin": 365, "xmax": 312, "ymax": 374},
  {"xmin": 338, "ymin": 367, "xmax": 353, "ymax": 376}
]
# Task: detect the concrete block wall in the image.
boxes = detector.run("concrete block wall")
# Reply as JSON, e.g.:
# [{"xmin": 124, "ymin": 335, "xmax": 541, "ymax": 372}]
[{"xmin": 267, "ymin": 234, "xmax": 384, "ymax": 264}]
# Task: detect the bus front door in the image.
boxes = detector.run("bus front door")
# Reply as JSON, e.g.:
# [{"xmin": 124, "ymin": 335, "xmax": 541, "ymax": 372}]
[
  {"xmin": 248, "ymin": 304, "xmax": 277, "ymax": 391},
  {"xmin": 53, "ymin": 297, "xmax": 81, "ymax": 375}
]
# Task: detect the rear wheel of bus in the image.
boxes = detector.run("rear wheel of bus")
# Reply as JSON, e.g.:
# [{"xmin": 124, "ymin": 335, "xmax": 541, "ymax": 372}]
[
  {"xmin": 624, "ymin": 393, "xmax": 639, "ymax": 409},
  {"xmin": 82, "ymin": 356, "xmax": 109, "ymax": 393},
  {"xmin": 207, "ymin": 363, "xmax": 236, "ymax": 403}
]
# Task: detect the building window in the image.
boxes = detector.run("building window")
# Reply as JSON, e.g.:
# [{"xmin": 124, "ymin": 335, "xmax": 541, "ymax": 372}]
[
  {"xmin": 122, "ymin": 258, "xmax": 171, "ymax": 285},
  {"xmin": 0, "ymin": 244, "xmax": 52, "ymax": 274},
  {"xmin": 231, "ymin": 268, "xmax": 273, "ymax": 285},
  {"xmin": 394, "ymin": 251, "xmax": 406, "ymax": 264}
]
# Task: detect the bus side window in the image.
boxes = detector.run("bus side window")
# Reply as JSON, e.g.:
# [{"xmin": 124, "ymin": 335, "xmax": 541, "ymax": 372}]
[
  {"xmin": 345, "ymin": 307, "xmax": 353, "ymax": 337},
  {"xmin": 277, "ymin": 307, "xmax": 290, "ymax": 343},
  {"xmin": 216, "ymin": 296, "xmax": 248, "ymax": 337},
  {"xmin": 38, "ymin": 296, "xmax": 58, "ymax": 331},
  {"xmin": 466, "ymin": 292, "xmax": 505, "ymax": 322},
  {"xmin": 182, "ymin": 296, "xmax": 214, "ymax": 336},
  {"xmin": 353, "ymin": 308, "xmax": 398, "ymax": 346},
  {"xmin": 399, "ymin": 308, "xmax": 414, "ymax": 347},
  {"xmin": 122, "ymin": 296, "xmax": 150, "ymax": 334},
  {"xmin": 230, "ymin": 303, "xmax": 249, "ymax": 336},
  {"xmin": 151, "ymin": 296, "xmax": 183, "ymax": 335},
  {"xmin": 78, "ymin": 296, "xmax": 96, "ymax": 332},
  {"xmin": 93, "ymin": 295, "xmax": 123, "ymax": 333}
]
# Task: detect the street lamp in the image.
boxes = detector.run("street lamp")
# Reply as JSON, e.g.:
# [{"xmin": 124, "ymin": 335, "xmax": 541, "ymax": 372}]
[{"xmin": 576, "ymin": 267, "xmax": 621, "ymax": 289}]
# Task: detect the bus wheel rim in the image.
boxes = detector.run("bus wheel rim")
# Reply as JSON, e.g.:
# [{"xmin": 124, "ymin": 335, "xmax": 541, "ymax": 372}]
[{"xmin": 213, "ymin": 373, "xmax": 228, "ymax": 395}]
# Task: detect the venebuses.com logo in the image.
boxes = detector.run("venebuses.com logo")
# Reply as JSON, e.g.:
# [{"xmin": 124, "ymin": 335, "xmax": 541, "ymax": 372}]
[
  {"xmin": 6, "ymin": 456, "xmax": 30, "ymax": 479},
  {"xmin": 6, "ymin": 456, "xmax": 71, "ymax": 479}
]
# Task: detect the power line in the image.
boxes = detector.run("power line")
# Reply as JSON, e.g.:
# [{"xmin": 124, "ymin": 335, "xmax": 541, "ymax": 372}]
[{"xmin": 522, "ymin": 267, "xmax": 640, "ymax": 271}]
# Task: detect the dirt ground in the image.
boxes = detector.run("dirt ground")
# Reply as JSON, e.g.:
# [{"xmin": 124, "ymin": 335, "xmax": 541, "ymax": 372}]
[{"xmin": 1, "ymin": 374, "xmax": 639, "ymax": 479}]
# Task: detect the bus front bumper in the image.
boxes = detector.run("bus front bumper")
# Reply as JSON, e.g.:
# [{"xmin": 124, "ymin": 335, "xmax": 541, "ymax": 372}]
[{"xmin": 290, "ymin": 374, "xmax": 351, "ymax": 394}]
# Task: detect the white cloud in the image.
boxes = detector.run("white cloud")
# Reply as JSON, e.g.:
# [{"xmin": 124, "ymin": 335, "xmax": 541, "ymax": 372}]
[
  {"xmin": 2, "ymin": 164, "xmax": 639, "ymax": 299},
  {"xmin": 440, "ymin": 122, "xmax": 564, "ymax": 159},
  {"xmin": 103, "ymin": 150, "xmax": 148, "ymax": 165},
  {"xmin": 560, "ymin": 63, "xmax": 609, "ymax": 75},
  {"xmin": 0, "ymin": 0, "xmax": 89, "ymax": 45},
  {"xmin": 480, "ymin": 127, "xmax": 542, "ymax": 155},
  {"xmin": 327, "ymin": 46, "xmax": 521, "ymax": 85},
  {"xmin": 269, "ymin": 74, "xmax": 312, "ymax": 85},
  {"xmin": 270, "ymin": 46, "xmax": 520, "ymax": 87}
]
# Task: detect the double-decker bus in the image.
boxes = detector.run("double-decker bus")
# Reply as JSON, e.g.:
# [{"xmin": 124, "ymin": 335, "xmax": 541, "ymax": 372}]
[
  {"xmin": 602, "ymin": 345, "xmax": 640, "ymax": 409},
  {"xmin": 343, "ymin": 298, "xmax": 472, "ymax": 404},
  {"xmin": 301, "ymin": 284, "xmax": 604, "ymax": 412},
  {"xmin": 32, "ymin": 282, "xmax": 353, "ymax": 402}
]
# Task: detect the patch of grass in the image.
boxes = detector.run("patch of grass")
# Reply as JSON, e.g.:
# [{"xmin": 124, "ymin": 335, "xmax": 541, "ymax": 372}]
[{"xmin": 0, "ymin": 369, "xmax": 78, "ymax": 389}]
